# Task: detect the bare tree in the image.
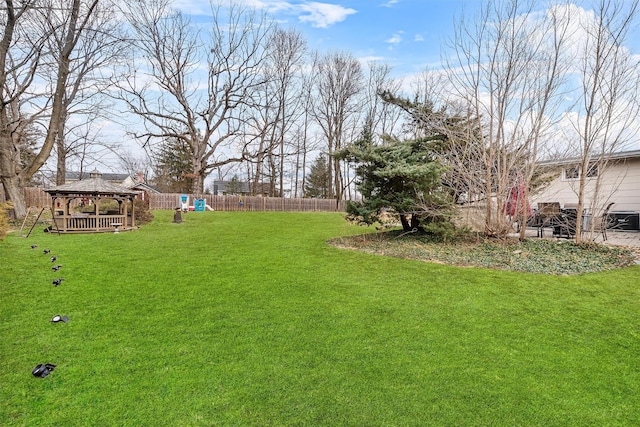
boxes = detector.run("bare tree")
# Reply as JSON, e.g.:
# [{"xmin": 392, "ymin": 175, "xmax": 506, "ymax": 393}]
[
  {"xmin": 117, "ymin": 148, "xmax": 152, "ymax": 182},
  {"xmin": 0, "ymin": 0, "xmax": 100, "ymax": 217},
  {"xmin": 118, "ymin": 0, "xmax": 275, "ymax": 194},
  {"xmin": 44, "ymin": 0, "xmax": 126, "ymax": 185},
  {"xmin": 339, "ymin": 61, "xmax": 402, "ymax": 200},
  {"xmin": 312, "ymin": 50, "xmax": 363, "ymax": 201},
  {"xmin": 567, "ymin": 0, "xmax": 640, "ymax": 242},
  {"xmin": 446, "ymin": 0, "xmax": 571, "ymax": 237},
  {"xmin": 363, "ymin": 61, "xmax": 402, "ymax": 141},
  {"xmin": 247, "ymin": 27, "xmax": 307, "ymax": 196},
  {"xmin": 270, "ymin": 28, "xmax": 307, "ymax": 197},
  {"xmin": 292, "ymin": 66, "xmax": 319, "ymax": 197},
  {"xmin": 62, "ymin": 111, "xmax": 121, "ymax": 177}
]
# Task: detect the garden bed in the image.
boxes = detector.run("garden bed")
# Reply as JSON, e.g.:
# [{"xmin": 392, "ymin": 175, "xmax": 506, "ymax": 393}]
[{"xmin": 329, "ymin": 230, "xmax": 637, "ymax": 275}]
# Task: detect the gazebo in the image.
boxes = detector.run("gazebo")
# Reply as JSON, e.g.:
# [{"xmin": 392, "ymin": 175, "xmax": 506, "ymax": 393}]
[{"xmin": 45, "ymin": 170, "xmax": 138, "ymax": 233}]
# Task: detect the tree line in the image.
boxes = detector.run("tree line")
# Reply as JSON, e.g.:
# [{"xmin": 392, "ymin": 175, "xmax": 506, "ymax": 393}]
[{"xmin": 2, "ymin": 0, "xmax": 639, "ymax": 242}]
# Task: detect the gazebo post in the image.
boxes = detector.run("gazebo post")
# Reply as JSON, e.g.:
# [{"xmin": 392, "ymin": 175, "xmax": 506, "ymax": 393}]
[
  {"xmin": 64, "ymin": 197, "xmax": 71, "ymax": 232},
  {"xmin": 122, "ymin": 197, "xmax": 128, "ymax": 228},
  {"xmin": 95, "ymin": 196, "xmax": 100, "ymax": 232},
  {"xmin": 131, "ymin": 196, "xmax": 136, "ymax": 228}
]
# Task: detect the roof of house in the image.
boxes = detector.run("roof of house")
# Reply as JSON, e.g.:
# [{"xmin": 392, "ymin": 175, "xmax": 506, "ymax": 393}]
[
  {"xmin": 539, "ymin": 149, "xmax": 640, "ymax": 166},
  {"xmin": 130, "ymin": 182, "xmax": 161, "ymax": 194},
  {"xmin": 65, "ymin": 171, "xmax": 131, "ymax": 182}
]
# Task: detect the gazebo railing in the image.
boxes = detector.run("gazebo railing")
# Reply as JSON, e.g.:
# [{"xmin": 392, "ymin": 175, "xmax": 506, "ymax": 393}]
[{"xmin": 55, "ymin": 214, "xmax": 127, "ymax": 232}]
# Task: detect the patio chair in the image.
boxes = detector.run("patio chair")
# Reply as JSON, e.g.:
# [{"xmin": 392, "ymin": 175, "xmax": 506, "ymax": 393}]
[
  {"xmin": 553, "ymin": 208, "xmax": 578, "ymax": 239},
  {"xmin": 536, "ymin": 202, "xmax": 561, "ymax": 237}
]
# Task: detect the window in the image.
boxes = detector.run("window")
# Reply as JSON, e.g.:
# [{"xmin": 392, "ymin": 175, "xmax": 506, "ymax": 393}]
[
  {"xmin": 563, "ymin": 163, "xmax": 598, "ymax": 180},
  {"xmin": 564, "ymin": 166, "xmax": 579, "ymax": 180}
]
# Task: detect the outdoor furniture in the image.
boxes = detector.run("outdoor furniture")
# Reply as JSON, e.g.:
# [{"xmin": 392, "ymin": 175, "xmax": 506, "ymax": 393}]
[
  {"xmin": 602, "ymin": 204, "xmax": 640, "ymax": 240},
  {"xmin": 534, "ymin": 202, "xmax": 561, "ymax": 237},
  {"xmin": 552, "ymin": 208, "xmax": 577, "ymax": 238}
]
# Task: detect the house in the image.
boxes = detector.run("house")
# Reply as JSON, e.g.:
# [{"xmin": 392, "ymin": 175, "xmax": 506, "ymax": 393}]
[
  {"xmin": 65, "ymin": 171, "xmax": 132, "ymax": 185},
  {"xmin": 532, "ymin": 149, "xmax": 640, "ymax": 229}
]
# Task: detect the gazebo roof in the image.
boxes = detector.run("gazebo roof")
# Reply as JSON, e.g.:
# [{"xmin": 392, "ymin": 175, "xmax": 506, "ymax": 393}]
[{"xmin": 45, "ymin": 173, "xmax": 138, "ymax": 197}]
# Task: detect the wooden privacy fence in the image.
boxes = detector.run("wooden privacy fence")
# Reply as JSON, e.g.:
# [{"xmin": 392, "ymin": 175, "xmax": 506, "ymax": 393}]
[
  {"xmin": 23, "ymin": 188, "xmax": 345, "ymax": 213},
  {"xmin": 149, "ymin": 193, "xmax": 345, "ymax": 212},
  {"xmin": 24, "ymin": 187, "xmax": 52, "ymax": 208}
]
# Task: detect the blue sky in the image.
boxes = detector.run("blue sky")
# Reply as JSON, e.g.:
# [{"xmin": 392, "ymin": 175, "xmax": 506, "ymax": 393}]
[
  {"xmin": 176, "ymin": 0, "xmax": 481, "ymax": 78},
  {"xmin": 92, "ymin": 0, "xmax": 640, "ymax": 172},
  {"xmin": 174, "ymin": 0, "xmax": 640, "ymax": 82},
  {"xmin": 282, "ymin": 0, "xmax": 476, "ymax": 74}
]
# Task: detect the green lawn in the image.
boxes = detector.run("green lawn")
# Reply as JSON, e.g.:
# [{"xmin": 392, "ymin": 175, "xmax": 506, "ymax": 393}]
[{"xmin": 1, "ymin": 211, "xmax": 639, "ymax": 426}]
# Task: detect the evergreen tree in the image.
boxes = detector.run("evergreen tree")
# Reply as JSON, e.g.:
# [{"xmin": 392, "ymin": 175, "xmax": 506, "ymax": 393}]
[
  {"xmin": 378, "ymin": 91, "xmax": 482, "ymax": 205},
  {"xmin": 152, "ymin": 136, "xmax": 194, "ymax": 193},
  {"xmin": 304, "ymin": 155, "xmax": 330, "ymax": 198},
  {"xmin": 226, "ymin": 175, "xmax": 243, "ymax": 195},
  {"xmin": 337, "ymin": 131, "xmax": 456, "ymax": 235}
]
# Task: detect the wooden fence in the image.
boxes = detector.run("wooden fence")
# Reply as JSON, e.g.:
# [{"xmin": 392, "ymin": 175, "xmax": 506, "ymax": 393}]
[
  {"xmin": 149, "ymin": 193, "xmax": 345, "ymax": 212},
  {"xmin": 24, "ymin": 187, "xmax": 52, "ymax": 208},
  {"xmin": 23, "ymin": 188, "xmax": 345, "ymax": 213}
]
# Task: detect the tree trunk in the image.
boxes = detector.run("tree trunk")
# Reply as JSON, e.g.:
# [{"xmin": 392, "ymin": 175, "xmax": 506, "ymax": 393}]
[
  {"xmin": 191, "ymin": 174, "xmax": 205, "ymax": 194},
  {"xmin": 1, "ymin": 175, "xmax": 26, "ymax": 218},
  {"xmin": 333, "ymin": 156, "xmax": 342, "ymax": 201},
  {"xmin": 484, "ymin": 163, "xmax": 494, "ymax": 235},
  {"xmin": 518, "ymin": 191, "xmax": 528, "ymax": 241},
  {"xmin": 410, "ymin": 214, "xmax": 420, "ymax": 230},
  {"xmin": 399, "ymin": 214, "xmax": 410, "ymax": 231},
  {"xmin": 0, "ymin": 117, "xmax": 27, "ymax": 217},
  {"xmin": 56, "ymin": 129, "xmax": 67, "ymax": 185},
  {"xmin": 574, "ymin": 163, "xmax": 588, "ymax": 244}
]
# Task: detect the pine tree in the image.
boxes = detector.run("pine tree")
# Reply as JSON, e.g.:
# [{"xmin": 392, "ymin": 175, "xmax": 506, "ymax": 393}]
[
  {"xmin": 304, "ymin": 155, "xmax": 330, "ymax": 198},
  {"xmin": 152, "ymin": 136, "xmax": 194, "ymax": 193},
  {"xmin": 226, "ymin": 175, "xmax": 243, "ymax": 195}
]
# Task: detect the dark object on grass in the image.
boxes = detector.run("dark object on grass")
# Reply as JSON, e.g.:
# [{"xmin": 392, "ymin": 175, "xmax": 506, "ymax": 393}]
[
  {"xmin": 32, "ymin": 363, "xmax": 56, "ymax": 378},
  {"xmin": 31, "ymin": 244, "xmax": 38, "ymax": 249},
  {"xmin": 50, "ymin": 315, "xmax": 69, "ymax": 323},
  {"xmin": 52, "ymin": 278, "xmax": 65, "ymax": 286},
  {"xmin": 43, "ymin": 249, "xmax": 50, "ymax": 254},
  {"xmin": 50, "ymin": 256, "xmax": 57, "ymax": 262},
  {"xmin": 173, "ymin": 208, "xmax": 183, "ymax": 223},
  {"xmin": 52, "ymin": 265, "xmax": 62, "ymax": 271}
]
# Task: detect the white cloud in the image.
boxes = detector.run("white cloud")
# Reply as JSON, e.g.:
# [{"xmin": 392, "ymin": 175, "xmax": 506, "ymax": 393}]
[
  {"xmin": 170, "ymin": 0, "xmax": 211, "ymax": 15},
  {"xmin": 381, "ymin": 0, "xmax": 399, "ymax": 7},
  {"xmin": 414, "ymin": 34, "xmax": 424, "ymax": 42},
  {"xmin": 298, "ymin": 2, "xmax": 357, "ymax": 28},
  {"xmin": 172, "ymin": 1, "xmax": 356, "ymax": 28},
  {"xmin": 241, "ymin": 0, "xmax": 295, "ymax": 14},
  {"xmin": 386, "ymin": 31, "xmax": 403, "ymax": 45},
  {"xmin": 358, "ymin": 55, "xmax": 387, "ymax": 64}
]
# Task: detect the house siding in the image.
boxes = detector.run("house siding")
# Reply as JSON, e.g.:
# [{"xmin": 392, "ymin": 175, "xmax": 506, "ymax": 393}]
[{"xmin": 532, "ymin": 157, "xmax": 640, "ymax": 214}]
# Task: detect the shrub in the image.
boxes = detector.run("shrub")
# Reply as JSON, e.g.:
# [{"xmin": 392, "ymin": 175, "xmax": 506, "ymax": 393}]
[
  {"xmin": 0, "ymin": 202, "xmax": 13, "ymax": 240},
  {"xmin": 134, "ymin": 198, "xmax": 154, "ymax": 225}
]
